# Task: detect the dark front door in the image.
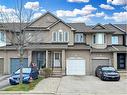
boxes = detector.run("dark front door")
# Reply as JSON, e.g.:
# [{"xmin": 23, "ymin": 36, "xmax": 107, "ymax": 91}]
[
  {"xmin": 117, "ymin": 53, "xmax": 126, "ymax": 69},
  {"xmin": 32, "ymin": 51, "xmax": 46, "ymax": 69}
]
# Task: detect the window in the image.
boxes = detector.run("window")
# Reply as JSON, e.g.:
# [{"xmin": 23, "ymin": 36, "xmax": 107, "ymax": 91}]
[
  {"xmin": 53, "ymin": 32, "xmax": 57, "ymax": 42},
  {"xmin": 112, "ymin": 36, "xmax": 118, "ymax": 44},
  {"xmin": 52, "ymin": 31, "xmax": 69, "ymax": 42},
  {"xmin": 64, "ymin": 32, "xmax": 68, "ymax": 42},
  {"xmin": 0, "ymin": 32, "xmax": 5, "ymax": 42},
  {"xmin": 93, "ymin": 33, "xmax": 105, "ymax": 44},
  {"xmin": 93, "ymin": 35, "xmax": 96, "ymax": 44},
  {"xmin": 59, "ymin": 32, "xmax": 63, "ymax": 42},
  {"xmin": 75, "ymin": 33, "xmax": 84, "ymax": 43}
]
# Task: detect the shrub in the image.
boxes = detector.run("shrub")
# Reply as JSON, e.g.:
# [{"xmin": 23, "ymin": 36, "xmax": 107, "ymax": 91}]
[{"xmin": 43, "ymin": 68, "xmax": 52, "ymax": 78}]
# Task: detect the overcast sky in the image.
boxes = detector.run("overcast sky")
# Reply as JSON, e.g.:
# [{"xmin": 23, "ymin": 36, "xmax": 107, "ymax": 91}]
[{"xmin": 0, "ymin": 0, "xmax": 126, "ymax": 25}]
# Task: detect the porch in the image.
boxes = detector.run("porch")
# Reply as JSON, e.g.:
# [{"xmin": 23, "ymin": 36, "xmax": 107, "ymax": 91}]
[
  {"xmin": 113, "ymin": 52, "xmax": 127, "ymax": 77},
  {"xmin": 28, "ymin": 50, "xmax": 66, "ymax": 76}
]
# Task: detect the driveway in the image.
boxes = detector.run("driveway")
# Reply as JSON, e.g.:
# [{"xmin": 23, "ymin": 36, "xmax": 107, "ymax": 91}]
[
  {"xmin": 0, "ymin": 75, "xmax": 10, "ymax": 90},
  {"xmin": 32, "ymin": 76, "xmax": 127, "ymax": 95}
]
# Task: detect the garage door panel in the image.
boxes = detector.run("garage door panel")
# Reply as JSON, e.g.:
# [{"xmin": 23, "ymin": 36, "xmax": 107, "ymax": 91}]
[
  {"xmin": 92, "ymin": 59, "xmax": 109, "ymax": 75},
  {"xmin": 0, "ymin": 58, "xmax": 4, "ymax": 74},
  {"xmin": 67, "ymin": 59, "xmax": 85, "ymax": 75},
  {"xmin": 10, "ymin": 58, "xmax": 28, "ymax": 74}
]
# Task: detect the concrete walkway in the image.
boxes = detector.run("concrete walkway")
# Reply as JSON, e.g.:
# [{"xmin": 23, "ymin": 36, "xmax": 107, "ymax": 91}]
[
  {"xmin": 32, "ymin": 78, "xmax": 61, "ymax": 93},
  {"xmin": 31, "ymin": 76, "xmax": 127, "ymax": 95}
]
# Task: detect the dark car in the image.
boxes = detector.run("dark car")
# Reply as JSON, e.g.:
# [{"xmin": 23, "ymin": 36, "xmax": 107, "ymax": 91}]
[
  {"xmin": 95, "ymin": 65, "xmax": 120, "ymax": 81},
  {"xmin": 9, "ymin": 68, "xmax": 39, "ymax": 85}
]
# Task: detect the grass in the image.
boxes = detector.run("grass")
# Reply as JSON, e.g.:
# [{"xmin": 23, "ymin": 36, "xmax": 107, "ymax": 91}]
[{"xmin": 4, "ymin": 77, "xmax": 43, "ymax": 91}]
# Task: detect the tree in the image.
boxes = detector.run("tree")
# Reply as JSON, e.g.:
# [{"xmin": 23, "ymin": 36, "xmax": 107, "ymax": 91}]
[{"xmin": 0, "ymin": 0, "xmax": 40, "ymax": 84}]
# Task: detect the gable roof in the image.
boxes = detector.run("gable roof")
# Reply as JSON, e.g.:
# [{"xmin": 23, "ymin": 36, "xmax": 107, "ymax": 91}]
[
  {"xmin": 112, "ymin": 24, "xmax": 127, "ymax": 33},
  {"xmin": 92, "ymin": 23, "xmax": 107, "ymax": 30},
  {"xmin": 25, "ymin": 11, "xmax": 76, "ymax": 31},
  {"xmin": 27, "ymin": 11, "xmax": 59, "ymax": 27},
  {"xmin": 47, "ymin": 20, "xmax": 76, "ymax": 30},
  {"xmin": 104, "ymin": 24, "xmax": 126, "ymax": 34},
  {"xmin": 85, "ymin": 23, "xmax": 115, "ymax": 33}
]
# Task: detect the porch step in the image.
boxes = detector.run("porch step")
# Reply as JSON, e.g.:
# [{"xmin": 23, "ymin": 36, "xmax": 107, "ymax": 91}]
[{"xmin": 51, "ymin": 68, "xmax": 62, "ymax": 77}]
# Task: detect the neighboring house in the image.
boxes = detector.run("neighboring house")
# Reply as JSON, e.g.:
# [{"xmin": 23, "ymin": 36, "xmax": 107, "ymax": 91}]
[{"xmin": 0, "ymin": 12, "xmax": 127, "ymax": 76}]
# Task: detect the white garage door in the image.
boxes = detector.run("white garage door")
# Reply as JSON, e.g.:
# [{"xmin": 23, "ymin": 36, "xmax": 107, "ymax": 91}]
[{"xmin": 66, "ymin": 58, "xmax": 85, "ymax": 75}]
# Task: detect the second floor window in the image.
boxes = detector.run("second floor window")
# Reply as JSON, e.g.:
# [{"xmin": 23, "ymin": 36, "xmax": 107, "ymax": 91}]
[
  {"xmin": 75, "ymin": 33, "xmax": 84, "ymax": 43},
  {"xmin": 112, "ymin": 36, "xmax": 118, "ymax": 45},
  {"xmin": 93, "ymin": 33, "xmax": 105, "ymax": 44},
  {"xmin": 52, "ymin": 31, "xmax": 69, "ymax": 42},
  {"xmin": 0, "ymin": 32, "xmax": 5, "ymax": 42}
]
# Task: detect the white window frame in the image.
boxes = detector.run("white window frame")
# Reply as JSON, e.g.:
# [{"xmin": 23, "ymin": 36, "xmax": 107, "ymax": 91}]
[
  {"xmin": 0, "ymin": 31, "xmax": 6, "ymax": 42},
  {"xmin": 52, "ymin": 31, "xmax": 69, "ymax": 42},
  {"xmin": 75, "ymin": 33, "xmax": 84, "ymax": 43},
  {"xmin": 112, "ymin": 36, "xmax": 118, "ymax": 45},
  {"xmin": 58, "ymin": 31, "xmax": 63, "ymax": 42},
  {"xmin": 63, "ymin": 32, "xmax": 69, "ymax": 42},
  {"xmin": 93, "ymin": 33, "xmax": 105, "ymax": 44}
]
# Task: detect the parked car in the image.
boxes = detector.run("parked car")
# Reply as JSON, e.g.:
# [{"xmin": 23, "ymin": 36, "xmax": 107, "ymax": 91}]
[
  {"xmin": 95, "ymin": 65, "xmax": 120, "ymax": 81},
  {"xmin": 9, "ymin": 68, "xmax": 39, "ymax": 85}
]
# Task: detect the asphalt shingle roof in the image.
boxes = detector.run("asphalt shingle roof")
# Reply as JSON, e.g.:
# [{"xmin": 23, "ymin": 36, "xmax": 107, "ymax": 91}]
[
  {"xmin": 67, "ymin": 23, "xmax": 88, "ymax": 32},
  {"xmin": 0, "ymin": 22, "xmax": 126, "ymax": 34},
  {"xmin": 0, "ymin": 23, "xmax": 28, "ymax": 32},
  {"xmin": 104, "ymin": 24, "xmax": 125, "ymax": 34},
  {"xmin": 114, "ymin": 24, "xmax": 127, "ymax": 33}
]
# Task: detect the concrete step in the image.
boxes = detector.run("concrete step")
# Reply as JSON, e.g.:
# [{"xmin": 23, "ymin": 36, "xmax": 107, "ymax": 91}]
[
  {"xmin": 51, "ymin": 74, "xmax": 62, "ymax": 78},
  {"xmin": 51, "ymin": 68, "xmax": 62, "ymax": 77},
  {"xmin": 52, "ymin": 68, "xmax": 62, "ymax": 71}
]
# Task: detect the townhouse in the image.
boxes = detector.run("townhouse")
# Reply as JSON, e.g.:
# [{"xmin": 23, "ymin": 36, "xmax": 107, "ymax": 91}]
[{"xmin": 0, "ymin": 12, "xmax": 127, "ymax": 76}]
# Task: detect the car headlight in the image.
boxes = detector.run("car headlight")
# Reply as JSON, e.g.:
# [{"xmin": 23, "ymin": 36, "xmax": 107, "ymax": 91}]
[{"xmin": 9, "ymin": 77, "xmax": 13, "ymax": 80}]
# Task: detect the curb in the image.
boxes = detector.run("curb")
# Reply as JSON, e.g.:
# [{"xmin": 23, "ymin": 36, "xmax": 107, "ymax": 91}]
[{"xmin": 0, "ymin": 91, "xmax": 127, "ymax": 95}]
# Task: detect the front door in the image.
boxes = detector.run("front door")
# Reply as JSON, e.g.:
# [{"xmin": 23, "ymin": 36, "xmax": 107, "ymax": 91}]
[
  {"xmin": 54, "ymin": 52, "xmax": 61, "ymax": 67},
  {"xmin": 117, "ymin": 53, "xmax": 126, "ymax": 69}
]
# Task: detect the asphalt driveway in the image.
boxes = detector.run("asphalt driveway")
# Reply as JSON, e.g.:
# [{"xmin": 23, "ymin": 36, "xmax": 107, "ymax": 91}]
[{"xmin": 32, "ymin": 76, "xmax": 127, "ymax": 95}]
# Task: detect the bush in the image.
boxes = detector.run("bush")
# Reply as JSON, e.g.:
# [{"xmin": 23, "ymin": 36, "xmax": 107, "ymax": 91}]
[{"xmin": 43, "ymin": 68, "xmax": 52, "ymax": 78}]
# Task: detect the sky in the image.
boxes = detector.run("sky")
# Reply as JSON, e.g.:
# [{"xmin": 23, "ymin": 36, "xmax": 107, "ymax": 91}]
[{"xmin": 0, "ymin": 0, "xmax": 127, "ymax": 25}]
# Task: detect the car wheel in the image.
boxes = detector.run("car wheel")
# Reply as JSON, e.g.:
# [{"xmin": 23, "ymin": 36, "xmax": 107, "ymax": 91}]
[
  {"xmin": 95, "ymin": 73, "xmax": 97, "ymax": 77},
  {"xmin": 117, "ymin": 77, "xmax": 120, "ymax": 81},
  {"xmin": 36, "ymin": 75, "xmax": 38, "ymax": 79},
  {"xmin": 101, "ymin": 76, "xmax": 104, "ymax": 81},
  {"xmin": 10, "ymin": 82, "xmax": 13, "ymax": 85}
]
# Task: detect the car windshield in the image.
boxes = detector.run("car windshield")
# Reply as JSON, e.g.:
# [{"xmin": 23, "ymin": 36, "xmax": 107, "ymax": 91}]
[
  {"xmin": 102, "ymin": 67, "xmax": 116, "ymax": 72},
  {"xmin": 15, "ymin": 68, "xmax": 31, "ymax": 74}
]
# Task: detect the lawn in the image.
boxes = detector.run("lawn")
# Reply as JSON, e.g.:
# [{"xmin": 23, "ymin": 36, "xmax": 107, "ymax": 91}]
[{"xmin": 4, "ymin": 77, "xmax": 43, "ymax": 91}]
